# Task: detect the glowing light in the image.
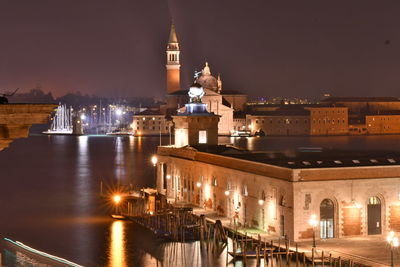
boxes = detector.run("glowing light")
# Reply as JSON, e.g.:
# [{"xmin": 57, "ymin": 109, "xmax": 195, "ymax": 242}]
[
  {"xmin": 151, "ymin": 155, "xmax": 158, "ymax": 166},
  {"xmin": 196, "ymin": 182, "xmax": 202, "ymax": 188},
  {"xmin": 113, "ymin": 195, "xmax": 121, "ymax": 205},
  {"xmin": 116, "ymin": 109, "xmax": 122, "ymax": 116},
  {"xmin": 80, "ymin": 114, "xmax": 86, "ymax": 120},
  {"xmin": 109, "ymin": 221, "xmax": 127, "ymax": 267},
  {"xmin": 204, "ymin": 184, "xmax": 211, "ymax": 200},
  {"xmin": 308, "ymin": 214, "xmax": 318, "ymax": 227},
  {"xmin": 224, "ymin": 190, "xmax": 230, "ymax": 196},
  {"xmin": 258, "ymin": 199, "xmax": 264, "ymax": 205},
  {"xmin": 136, "ymin": 131, "xmax": 142, "ymax": 136},
  {"xmin": 166, "ymin": 174, "xmax": 171, "ymax": 179}
]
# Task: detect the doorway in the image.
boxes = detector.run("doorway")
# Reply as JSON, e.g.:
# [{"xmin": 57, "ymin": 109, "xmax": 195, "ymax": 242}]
[
  {"xmin": 280, "ymin": 215, "xmax": 285, "ymax": 237},
  {"xmin": 320, "ymin": 199, "xmax": 334, "ymax": 239},
  {"xmin": 368, "ymin": 196, "xmax": 382, "ymax": 235}
]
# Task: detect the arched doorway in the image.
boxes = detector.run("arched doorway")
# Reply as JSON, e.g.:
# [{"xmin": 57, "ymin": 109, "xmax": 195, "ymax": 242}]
[
  {"xmin": 320, "ymin": 199, "xmax": 334, "ymax": 239},
  {"xmin": 368, "ymin": 196, "xmax": 382, "ymax": 235}
]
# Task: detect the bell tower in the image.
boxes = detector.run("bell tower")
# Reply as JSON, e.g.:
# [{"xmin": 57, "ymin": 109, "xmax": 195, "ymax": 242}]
[{"xmin": 166, "ymin": 24, "xmax": 181, "ymax": 94}]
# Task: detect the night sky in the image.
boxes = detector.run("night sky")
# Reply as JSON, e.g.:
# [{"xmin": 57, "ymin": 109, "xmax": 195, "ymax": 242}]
[{"xmin": 0, "ymin": 0, "xmax": 399, "ymax": 99}]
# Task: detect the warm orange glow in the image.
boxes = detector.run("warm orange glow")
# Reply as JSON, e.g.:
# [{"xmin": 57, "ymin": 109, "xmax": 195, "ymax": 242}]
[
  {"xmin": 113, "ymin": 195, "xmax": 121, "ymax": 205},
  {"xmin": 108, "ymin": 221, "xmax": 127, "ymax": 267},
  {"xmin": 151, "ymin": 155, "xmax": 158, "ymax": 166}
]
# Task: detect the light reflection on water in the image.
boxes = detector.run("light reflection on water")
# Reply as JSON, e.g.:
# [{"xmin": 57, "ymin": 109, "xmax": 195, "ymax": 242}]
[
  {"xmin": 108, "ymin": 221, "xmax": 127, "ymax": 267},
  {"xmin": 1, "ymin": 135, "xmax": 400, "ymax": 266}
]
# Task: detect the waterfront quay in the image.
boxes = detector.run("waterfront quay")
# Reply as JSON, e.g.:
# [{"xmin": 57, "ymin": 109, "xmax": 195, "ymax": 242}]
[{"xmin": 150, "ymin": 143, "xmax": 400, "ymax": 266}]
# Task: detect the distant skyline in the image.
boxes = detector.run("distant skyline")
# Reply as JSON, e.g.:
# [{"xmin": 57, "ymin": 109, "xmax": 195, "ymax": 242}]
[{"xmin": 0, "ymin": 1, "xmax": 400, "ymax": 98}]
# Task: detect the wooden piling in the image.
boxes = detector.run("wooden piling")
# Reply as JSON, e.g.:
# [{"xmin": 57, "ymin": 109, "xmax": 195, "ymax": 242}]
[{"xmin": 312, "ymin": 247, "xmax": 315, "ymax": 267}]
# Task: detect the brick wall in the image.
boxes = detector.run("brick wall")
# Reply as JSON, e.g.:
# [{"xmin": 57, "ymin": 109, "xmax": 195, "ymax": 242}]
[
  {"xmin": 389, "ymin": 205, "xmax": 400, "ymax": 231},
  {"xmin": 342, "ymin": 206, "xmax": 362, "ymax": 236}
]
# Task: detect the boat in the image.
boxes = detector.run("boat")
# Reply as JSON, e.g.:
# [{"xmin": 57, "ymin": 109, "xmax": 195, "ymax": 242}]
[
  {"xmin": 43, "ymin": 104, "xmax": 73, "ymax": 135},
  {"xmin": 106, "ymin": 130, "xmax": 133, "ymax": 136},
  {"xmin": 111, "ymin": 214, "xmax": 127, "ymax": 220},
  {"xmin": 231, "ymin": 130, "xmax": 252, "ymax": 137}
]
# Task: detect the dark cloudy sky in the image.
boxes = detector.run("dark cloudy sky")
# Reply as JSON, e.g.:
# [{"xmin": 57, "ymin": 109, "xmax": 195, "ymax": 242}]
[{"xmin": 0, "ymin": 1, "xmax": 399, "ymax": 99}]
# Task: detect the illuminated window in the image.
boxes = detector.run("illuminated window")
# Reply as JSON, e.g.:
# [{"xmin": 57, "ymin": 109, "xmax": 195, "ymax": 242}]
[
  {"xmin": 388, "ymin": 158, "xmax": 396, "ymax": 163},
  {"xmin": 199, "ymin": 130, "xmax": 207, "ymax": 144},
  {"xmin": 369, "ymin": 196, "xmax": 381, "ymax": 205}
]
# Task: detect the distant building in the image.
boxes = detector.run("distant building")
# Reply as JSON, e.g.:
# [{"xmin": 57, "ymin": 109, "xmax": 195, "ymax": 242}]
[
  {"xmin": 131, "ymin": 110, "xmax": 172, "ymax": 136},
  {"xmin": 322, "ymin": 97, "xmax": 400, "ymax": 135},
  {"xmin": 307, "ymin": 106, "xmax": 348, "ymax": 135},
  {"xmin": 163, "ymin": 24, "xmax": 246, "ymax": 136},
  {"xmin": 246, "ymin": 105, "xmax": 348, "ymax": 136},
  {"xmin": 249, "ymin": 109, "xmax": 310, "ymax": 136}
]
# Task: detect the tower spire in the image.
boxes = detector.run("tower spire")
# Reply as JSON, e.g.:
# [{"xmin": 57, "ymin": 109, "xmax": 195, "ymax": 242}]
[
  {"xmin": 169, "ymin": 24, "xmax": 178, "ymax": 43},
  {"xmin": 166, "ymin": 23, "xmax": 181, "ymax": 94}
]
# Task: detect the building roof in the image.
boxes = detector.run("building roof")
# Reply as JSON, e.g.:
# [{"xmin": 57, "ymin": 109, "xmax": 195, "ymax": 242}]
[
  {"xmin": 226, "ymin": 149, "xmax": 400, "ymax": 169},
  {"xmin": 366, "ymin": 110, "xmax": 400, "ymax": 115},
  {"xmin": 322, "ymin": 97, "xmax": 400, "ymax": 102},
  {"xmin": 158, "ymin": 145, "xmax": 400, "ymax": 181},
  {"xmin": 250, "ymin": 108, "xmax": 310, "ymax": 116},
  {"xmin": 136, "ymin": 109, "xmax": 164, "ymax": 116}
]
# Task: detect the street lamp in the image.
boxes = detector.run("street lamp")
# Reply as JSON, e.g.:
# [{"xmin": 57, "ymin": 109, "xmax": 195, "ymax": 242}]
[
  {"xmin": 151, "ymin": 155, "xmax": 158, "ymax": 187},
  {"xmin": 113, "ymin": 194, "xmax": 121, "ymax": 214},
  {"xmin": 308, "ymin": 214, "xmax": 319, "ymax": 248},
  {"xmin": 151, "ymin": 155, "xmax": 158, "ymax": 166},
  {"xmin": 387, "ymin": 231, "xmax": 399, "ymax": 267}
]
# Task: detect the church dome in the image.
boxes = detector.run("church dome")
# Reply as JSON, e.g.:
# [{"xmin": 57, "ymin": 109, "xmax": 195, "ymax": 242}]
[{"xmin": 196, "ymin": 62, "xmax": 218, "ymax": 92}]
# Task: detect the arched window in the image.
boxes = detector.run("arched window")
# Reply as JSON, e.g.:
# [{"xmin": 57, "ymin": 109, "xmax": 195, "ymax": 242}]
[{"xmin": 320, "ymin": 199, "xmax": 334, "ymax": 238}]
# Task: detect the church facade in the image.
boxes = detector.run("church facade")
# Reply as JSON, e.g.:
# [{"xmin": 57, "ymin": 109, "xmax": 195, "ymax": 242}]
[{"xmin": 165, "ymin": 24, "xmax": 245, "ymax": 136}]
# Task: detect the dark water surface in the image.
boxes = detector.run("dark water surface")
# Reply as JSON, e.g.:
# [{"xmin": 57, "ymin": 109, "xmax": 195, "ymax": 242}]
[{"xmin": 1, "ymin": 134, "xmax": 400, "ymax": 266}]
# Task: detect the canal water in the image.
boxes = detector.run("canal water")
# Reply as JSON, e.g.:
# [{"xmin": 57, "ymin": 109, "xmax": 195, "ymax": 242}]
[{"xmin": 0, "ymin": 133, "xmax": 400, "ymax": 266}]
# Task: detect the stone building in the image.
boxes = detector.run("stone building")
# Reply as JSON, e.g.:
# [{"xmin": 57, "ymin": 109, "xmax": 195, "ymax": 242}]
[
  {"xmin": 131, "ymin": 109, "xmax": 172, "ymax": 136},
  {"xmin": 246, "ymin": 105, "xmax": 348, "ymax": 136},
  {"xmin": 307, "ymin": 106, "xmax": 349, "ymax": 135},
  {"xmin": 163, "ymin": 24, "xmax": 245, "ymax": 135},
  {"xmin": 249, "ymin": 109, "xmax": 310, "ymax": 136},
  {"xmin": 156, "ymin": 145, "xmax": 400, "ymax": 242},
  {"xmin": 365, "ymin": 112, "xmax": 400, "ymax": 135},
  {"xmin": 0, "ymin": 104, "xmax": 56, "ymax": 150}
]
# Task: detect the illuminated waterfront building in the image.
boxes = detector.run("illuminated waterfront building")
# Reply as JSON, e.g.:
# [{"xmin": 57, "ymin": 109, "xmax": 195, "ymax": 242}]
[
  {"xmin": 155, "ymin": 90, "xmax": 400, "ymax": 242},
  {"xmin": 156, "ymin": 139, "xmax": 400, "ymax": 241}
]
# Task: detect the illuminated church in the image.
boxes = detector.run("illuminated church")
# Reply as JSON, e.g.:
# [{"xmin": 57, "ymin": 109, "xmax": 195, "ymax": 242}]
[{"xmin": 165, "ymin": 24, "xmax": 247, "ymax": 136}]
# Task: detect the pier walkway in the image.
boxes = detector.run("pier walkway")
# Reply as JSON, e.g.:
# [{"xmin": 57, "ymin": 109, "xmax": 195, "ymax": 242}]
[{"xmin": 191, "ymin": 206, "xmax": 393, "ymax": 267}]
